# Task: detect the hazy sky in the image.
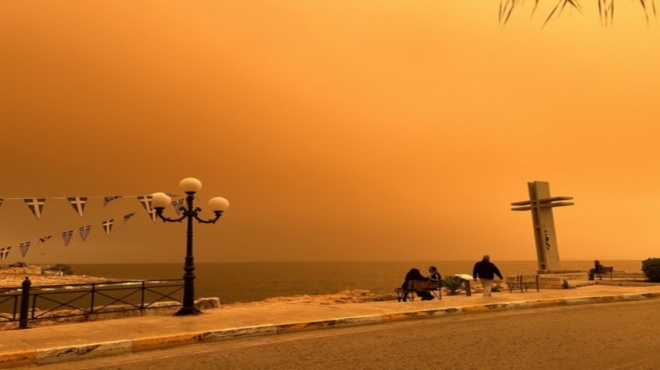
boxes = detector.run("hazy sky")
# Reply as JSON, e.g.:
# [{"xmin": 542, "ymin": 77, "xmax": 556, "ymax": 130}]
[{"xmin": 1, "ymin": 2, "xmax": 659, "ymax": 265}]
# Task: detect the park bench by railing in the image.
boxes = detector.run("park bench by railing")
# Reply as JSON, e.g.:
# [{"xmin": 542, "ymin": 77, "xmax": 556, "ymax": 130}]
[
  {"xmin": 506, "ymin": 275, "xmax": 540, "ymax": 293},
  {"xmin": 594, "ymin": 266, "xmax": 614, "ymax": 280},
  {"xmin": 0, "ymin": 277, "xmax": 184, "ymax": 329},
  {"xmin": 395, "ymin": 280, "xmax": 442, "ymax": 302}
]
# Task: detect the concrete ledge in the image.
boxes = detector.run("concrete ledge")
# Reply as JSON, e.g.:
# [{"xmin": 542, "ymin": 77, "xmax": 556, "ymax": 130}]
[
  {"xmin": 132, "ymin": 332, "xmax": 205, "ymax": 352},
  {"xmin": 206, "ymin": 325, "xmax": 278, "ymax": 340},
  {"xmin": 36, "ymin": 340, "xmax": 132, "ymax": 365},
  {"xmin": 0, "ymin": 350, "xmax": 37, "ymax": 369}
]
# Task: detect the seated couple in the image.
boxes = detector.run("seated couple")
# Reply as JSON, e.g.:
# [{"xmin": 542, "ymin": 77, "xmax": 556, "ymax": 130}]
[{"xmin": 401, "ymin": 266, "xmax": 441, "ymax": 301}]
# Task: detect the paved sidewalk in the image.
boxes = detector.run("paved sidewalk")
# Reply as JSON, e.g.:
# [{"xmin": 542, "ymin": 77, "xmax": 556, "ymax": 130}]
[{"xmin": 1, "ymin": 283, "xmax": 659, "ymax": 368}]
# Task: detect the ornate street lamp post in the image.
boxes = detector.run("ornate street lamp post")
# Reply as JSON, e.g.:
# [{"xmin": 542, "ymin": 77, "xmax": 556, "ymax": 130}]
[{"xmin": 151, "ymin": 177, "xmax": 229, "ymax": 316}]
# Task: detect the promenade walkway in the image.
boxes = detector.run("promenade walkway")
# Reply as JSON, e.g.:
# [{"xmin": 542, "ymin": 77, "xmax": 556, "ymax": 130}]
[{"xmin": 1, "ymin": 283, "xmax": 659, "ymax": 368}]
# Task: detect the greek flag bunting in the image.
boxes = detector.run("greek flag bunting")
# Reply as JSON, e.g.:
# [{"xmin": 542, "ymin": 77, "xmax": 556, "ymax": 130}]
[
  {"xmin": 103, "ymin": 195, "xmax": 122, "ymax": 206},
  {"xmin": 67, "ymin": 197, "xmax": 88, "ymax": 217},
  {"xmin": 62, "ymin": 230, "xmax": 74, "ymax": 246},
  {"xmin": 0, "ymin": 246, "xmax": 11, "ymax": 261},
  {"xmin": 123, "ymin": 212, "xmax": 136, "ymax": 224},
  {"xmin": 79, "ymin": 225, "xmax": 91, "ymax": 241},
  {"xmin": 24, "ymin": 198, "xmax": 46, "ymax": 220},
  {"xmin": 102, "ymin": 219, "xmax": 114, "ymax": 235},
  {"xmin": 171, "ymin": 199, "xmax": 185, "ymax": 215},
  {"xmin": 19, "ymin": 241, "xmax": 31, "ymax": 258}
]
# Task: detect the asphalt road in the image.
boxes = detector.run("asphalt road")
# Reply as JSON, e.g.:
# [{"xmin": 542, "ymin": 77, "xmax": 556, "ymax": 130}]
[{"xmin": 28, "ymin": 299, "xmax": 660, "ymax": 370}]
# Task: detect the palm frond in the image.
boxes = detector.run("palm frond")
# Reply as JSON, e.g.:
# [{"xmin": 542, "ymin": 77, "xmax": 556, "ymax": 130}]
[{"xmin": 500, "ymin": 0, "xmax": 656, "ymax": 28}]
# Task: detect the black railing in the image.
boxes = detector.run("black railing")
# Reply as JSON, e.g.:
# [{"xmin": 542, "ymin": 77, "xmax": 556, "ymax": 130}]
[{"xmin": 0, "ymin": 277, "xmax": 184, "ymax": 329}]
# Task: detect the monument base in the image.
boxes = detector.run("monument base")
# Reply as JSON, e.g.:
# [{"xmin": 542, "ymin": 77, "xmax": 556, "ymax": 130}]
[{"xmin": 538, "ymin": 269, "xmax": 584, "ymax": 275}]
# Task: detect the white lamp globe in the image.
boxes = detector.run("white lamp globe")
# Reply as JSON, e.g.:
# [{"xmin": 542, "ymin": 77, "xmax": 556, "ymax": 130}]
[
  {"xmin": 208, "ymin": 197, "xmax": 230, "ymax": 212},
  {"xmin": 151, "ymin": 193, "xmax": 172, "ymax": 209},
  {"xmin": 179, "ymin": 177, "xmax": 202, "ymax": 193}
]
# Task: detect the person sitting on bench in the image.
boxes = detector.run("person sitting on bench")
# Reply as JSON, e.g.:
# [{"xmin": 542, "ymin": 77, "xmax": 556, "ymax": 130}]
[
  {"xmin": 401, "ymin": 268, "xmax": 434, "ymax": 301},
  {"xmin": 588, "ymin": 260, "xmax": 604, "ymax": 280}
]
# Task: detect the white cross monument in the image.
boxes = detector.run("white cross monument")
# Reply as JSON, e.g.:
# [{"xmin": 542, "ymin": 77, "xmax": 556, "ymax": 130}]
[{"xmin": 511, "ymin": 181, "xmax": 574, "ymax": 272}]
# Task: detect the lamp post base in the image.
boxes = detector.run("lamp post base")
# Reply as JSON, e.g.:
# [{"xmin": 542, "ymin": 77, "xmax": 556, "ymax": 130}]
[{"xmin": 174, "ymin": 307, "xmax": 203, "ymax": 316}]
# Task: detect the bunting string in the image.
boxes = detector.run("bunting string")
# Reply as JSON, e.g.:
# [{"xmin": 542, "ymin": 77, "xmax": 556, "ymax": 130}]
[{"xmin": 0, "ymin": 194, "xmax": 179, "ymax": 221}]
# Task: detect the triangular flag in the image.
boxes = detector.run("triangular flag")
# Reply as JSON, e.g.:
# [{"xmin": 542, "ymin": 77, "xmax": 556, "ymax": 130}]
[
  {"xmin": 102, "ymin": 219, "xmax": 114, "ymax": 235},
  {"xmin": 0, "ymin": 246, "xmax": 11, "ymax": 262},
  {"xmin": 38, "ymin": 235, "xmax": 52, "ymax": 245},
  {"xmin": 19, "ymin": 241, "xmax": 31, "ymax": 258},
  {"xmin": 171, "ymin": 199, "xmax": 185, "ymax": 215},
  {"xmin": 62, "ymin": 230, "xmax": 74, "ymax": 246},
  {"xmin": 103, "ymin": 196, "xmax": 122, "ymax": 206},
  {"xmin": 137, "ymin": 196, "xmax": 158, "ymax": 222},
  {"xmin": 67, "ymin": 197, "xmax": 88, "ymax": 217},
  {"xmin": 148, "ymin": 208, "xmax": 157, "ymax": 222},
  {"xmin": 123, "ymin": 212, "xmax": 136, "ymax": 224},
  {"xmin": 24, "ymin": 198, "xmax": 46, "ymax": 220},
  {"xmin": 137, "ymin": 195, "xmax": 152, "ymax": 213},
  {"xmin": 79, "ymin": 225, "xmax": 91, "ymax": 241}
]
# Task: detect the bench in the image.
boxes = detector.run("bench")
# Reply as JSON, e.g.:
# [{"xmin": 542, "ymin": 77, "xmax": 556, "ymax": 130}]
[
  {"xmin": 594, "ymin": 266, "xmax": 614, "ymax": 280},
  {"xmin": 395, "ymin": 280, "xmax": 442, "ymax": 302},
  {"xmin": 506, "ymin": 275, "xmax": 540, "ymax": 293}
]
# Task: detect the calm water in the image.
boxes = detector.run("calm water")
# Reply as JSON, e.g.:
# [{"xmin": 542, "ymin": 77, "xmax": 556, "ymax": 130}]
[{"xmin": 71, "ymin": 260, "xmax": 644, "ymax": 304}]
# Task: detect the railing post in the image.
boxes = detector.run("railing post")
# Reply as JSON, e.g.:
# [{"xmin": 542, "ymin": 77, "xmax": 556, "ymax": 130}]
[
  {"xmin": 140, "ymin": 281, "xmax": 146, "ymax": 310},
  {"xmin": 90, "ymin": 284, "xmax": 96, "ymax": 314},
  {"xmin": 18, "ymin": 277, "xmax": 31, "ymax": 329}
]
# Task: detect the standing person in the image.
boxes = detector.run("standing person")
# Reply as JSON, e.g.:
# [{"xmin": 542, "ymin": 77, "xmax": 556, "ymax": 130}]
[
  {"xmin": 588, "ymin": 260, "xmax": 604, "ymax": 280},
  {"xmin": 472, "ymin": 255, "xmax": 503, "ymax": 297}
]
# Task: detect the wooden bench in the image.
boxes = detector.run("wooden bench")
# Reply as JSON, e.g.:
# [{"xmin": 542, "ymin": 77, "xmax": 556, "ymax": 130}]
[
  {"xmin": 594, "ymin": 266, "xmax": 614, "ymax": 280},
  {"xmin": 506, "ymin": 275, "xmax": 540, "ymax": 293},
  {"xmin": 395, "ymin": 280, "xmax": 442, "ymax": 302}
]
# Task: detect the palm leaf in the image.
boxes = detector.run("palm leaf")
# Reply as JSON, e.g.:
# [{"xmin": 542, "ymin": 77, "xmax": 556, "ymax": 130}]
[{"xmin": 500, "ymin": 0, "xmax": 655, "ymax": 28}]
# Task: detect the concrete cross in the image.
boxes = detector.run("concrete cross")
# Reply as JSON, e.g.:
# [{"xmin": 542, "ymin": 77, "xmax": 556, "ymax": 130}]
[{"xmin": 511, "ymin": 181, "xmax": 574, "ymax": 272}]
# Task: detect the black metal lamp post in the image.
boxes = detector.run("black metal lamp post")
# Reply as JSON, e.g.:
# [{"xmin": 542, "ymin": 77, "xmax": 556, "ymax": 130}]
[{"xmin": 151, "ymin": 177, "xmax": 229, "ymax": 316}]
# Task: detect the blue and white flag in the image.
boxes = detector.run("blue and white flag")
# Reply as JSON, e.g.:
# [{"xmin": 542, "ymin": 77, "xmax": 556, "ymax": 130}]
[
  {"xmin": 19, "ymin": 242, "xmax": 31, "ymax": 258},
  {"xmin": 62, "ymin": 230, "xmax": 74, "ymax": 246},
  {"xmin": 79, "ymin": 225, "xmax": 91, "ymax": 242},
  {"xmin": 123, "ymin": 212, "xmax": 136, "ymax": 224},
  {"xmin": 102, "ymin": 219, "xmax": 114, "ymax": 235},
  {"xmin": 171, "ymin": 199, "xmax": 185, "ymax": 215},
  {"xmin": 67, "ymin": 197, "xmax": 88, "ymax": 217},
  {"xmin": 0, "ymin": 246, "xmax": 11, "ymax": 262},
  {"xmin": 24, "ymin": 198, "xmax": 46, "ymax": 220},
  {"xmin": 103, "ymin": 196, "xmax": 122, "ymax": 206}
]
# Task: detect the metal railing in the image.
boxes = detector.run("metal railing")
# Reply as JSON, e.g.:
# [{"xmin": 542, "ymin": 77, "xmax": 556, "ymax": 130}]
[{"xmin": 0, "ymin": 277, "xmax": 184, "ymax": 329}]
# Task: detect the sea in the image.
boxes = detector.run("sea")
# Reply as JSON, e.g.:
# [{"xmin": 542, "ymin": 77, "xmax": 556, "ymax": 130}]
[{"xmin": 70, "ymin": 260, "xmax": 645, "ymax": 304}]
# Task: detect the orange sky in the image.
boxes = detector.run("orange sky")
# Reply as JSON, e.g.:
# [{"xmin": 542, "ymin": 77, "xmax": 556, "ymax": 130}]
[{"xmin": 1, "ymin": 2, "xmax": 659, "ymax": 264}]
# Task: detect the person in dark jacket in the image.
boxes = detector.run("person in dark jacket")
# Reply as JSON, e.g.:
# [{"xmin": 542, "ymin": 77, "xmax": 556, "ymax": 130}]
[
  {"xmin": 472, "ymin": 255, "xmax": 503, "ymax": 297},
  {"xmin": 401, "ymin": 268, "xmax": 434, "ymax": 301},
  {"xmin": 588, "ymin": 260, "xmax": 604, "ymax": 280}
]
